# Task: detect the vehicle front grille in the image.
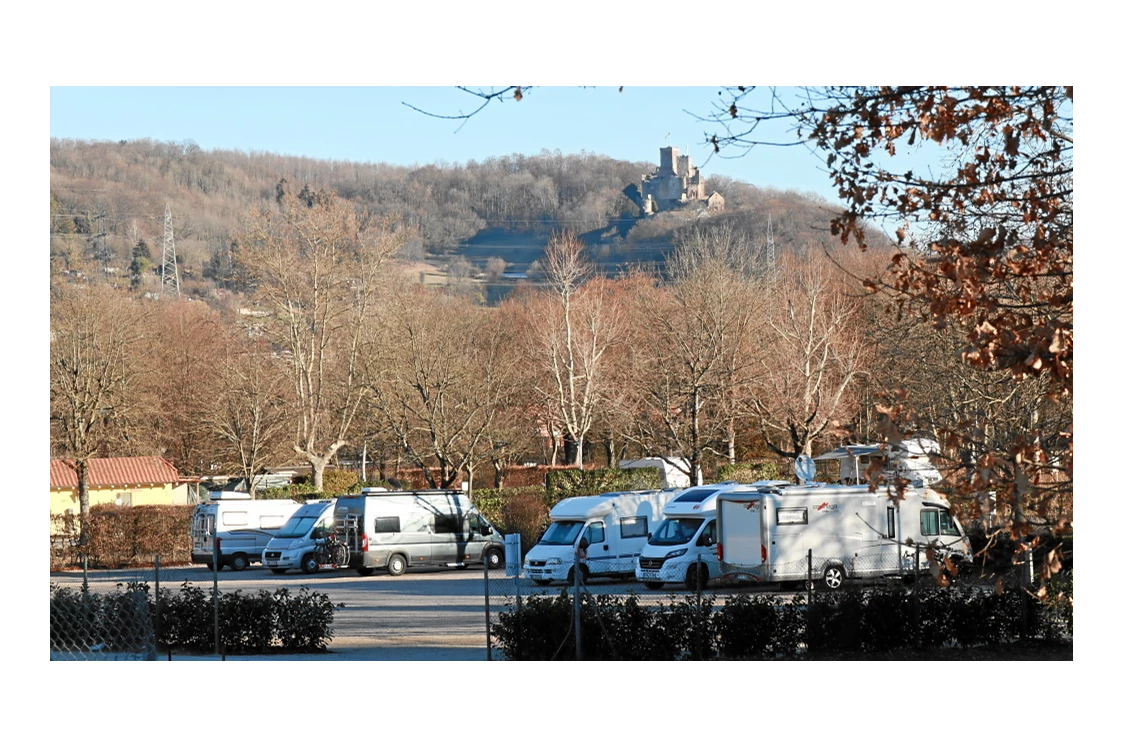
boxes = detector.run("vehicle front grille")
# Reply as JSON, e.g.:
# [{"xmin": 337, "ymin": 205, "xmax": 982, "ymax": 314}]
[
  {"xmin": 264, "ymin": 551, "xmax": 281, "ymax": 560},
  {"xmin": 528, "ymin": 560, "xmax": 545, "ymax": 567},
  {"xmin": 638, "ymin": 557, "xmax": 665, "ymax": 570}
]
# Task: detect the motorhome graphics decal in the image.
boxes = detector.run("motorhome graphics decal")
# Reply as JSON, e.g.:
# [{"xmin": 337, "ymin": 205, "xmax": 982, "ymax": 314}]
[{"xmin": 815, "ymin": 502, "xmax": 838, "ymax": 513}]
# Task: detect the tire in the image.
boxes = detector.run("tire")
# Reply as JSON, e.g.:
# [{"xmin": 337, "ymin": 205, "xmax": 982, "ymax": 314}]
[
  {"xmin": 387, "ymin": 554, "xmax": 407, "ymax": 576},
  {"xmin": 484, "ymin": 547, "xmax": 504, "ymax": 570},
  {"xmin": 301, "ymin": 554, "xmax": 319, "ymax": 575},
  {"xmin": 229, "ymin": 554, "xmax": 249, "ymax": 572},
  {"xmin": 643, "ymin": 581, "xmax": 665, "ymax": 590},
  {"xmin": 823, "ymin": 564, "xmax": 845, "ymax": 590},
  {"xmin": 270, "ymin": 568, "xmax": 287, "ymax": 575},
  {"xmin": 356, "ymin": 566, "xmax": 376, "ymax": 577},
  {"xmin": 686, "ymin": 563, "xmax": 709, "ymax": 591}
]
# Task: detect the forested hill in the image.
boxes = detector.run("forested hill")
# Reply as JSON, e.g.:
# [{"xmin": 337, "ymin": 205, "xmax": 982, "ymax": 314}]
[{"xmin": 50, "ymin": 137, "xmax": 860, "ymax": 301}]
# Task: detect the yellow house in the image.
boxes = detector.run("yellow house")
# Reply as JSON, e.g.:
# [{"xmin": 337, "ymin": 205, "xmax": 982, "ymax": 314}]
[{"xmin": 50, "ymin": 456, "xmax": 199, "ymax": 522}]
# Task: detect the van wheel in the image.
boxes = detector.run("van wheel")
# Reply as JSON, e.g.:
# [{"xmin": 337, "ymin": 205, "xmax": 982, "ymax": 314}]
[
  {"xmin": 643, "ymin": 581, "xmax": 665, "ymax": 590},
  {"xmin": 301, "ymin": 554, "xmax": 319, "ymax": 574},
  {"xmin": 270, "ymin": 569, "xmax": 287, "ymax": 575},
  {"xmin": 484, "ymin": 547, "xmax": 504, "ymax": 570},
  {"xmin": 387, "ymin": 554, "xmax": 407, "ymax": 576},
  {"xmin": 823, "ymin": 564, "xmax": 845, "ymax": 590},
  {"xmin": 230, "ymin": 554, "xmax": 249, "ymax": 572},
  {"xmin": 686, "ymin": 564, "xmax": 709, "ymax": 591},
  {"xmin": 356, "ymin": 567, "xmax": 376, "ymax": 577}
]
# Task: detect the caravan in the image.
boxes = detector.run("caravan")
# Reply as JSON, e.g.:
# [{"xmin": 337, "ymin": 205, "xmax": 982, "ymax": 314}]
[
  {"xmin": 524, "ymin": 489, "xmax": 678, "ymax": 586},
  {"xmin": 190, "ymin": 493, "xmax": 301, "ymax": 571},
  {"xmin": 715, "ymin": 481, "xmax": 973, "ymax": 588}
]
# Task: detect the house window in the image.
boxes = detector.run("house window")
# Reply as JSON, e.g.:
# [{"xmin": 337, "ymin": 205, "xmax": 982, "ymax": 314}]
[{"xmin": 115, "ymin": 492, "xmax": 132, "ymax": 507}]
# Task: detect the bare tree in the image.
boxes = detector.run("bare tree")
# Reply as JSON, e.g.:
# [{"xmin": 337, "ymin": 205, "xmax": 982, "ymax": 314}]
[
  {"xmin": 235, "ymin": 188, "xmax": 409, "ymax": 490},
  {"xmin": 50, "ymin": 285, "xmax": 146, "ymax": 544},
  {"xmin": 747, "ymin": 250, "xmax": 871, "ymax": 461}
]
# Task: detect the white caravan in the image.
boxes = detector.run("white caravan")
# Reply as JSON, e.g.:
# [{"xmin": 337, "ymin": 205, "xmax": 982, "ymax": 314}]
[
  {"xmin": 635, "ymin": 482, "xmax": 746, "ymax": 590},
  {"xmin": 715, "ymin": 482, "xmax": 973, "ymax": 589},
  {"xmin": 524, "ymin": 489, "xmax": 678, "ymax": 586},
  {"xmin": 619, "ymin": 457, "xmax": 691, "ymax": 489},
  {"xmin": 190, "ymin": 494, "xmax": 301, "ymax": 571},
  {"xmin": 333, "ymin": 489, "xmax": 504, "ymax": 576},
  {"xmin": 261, "ymin": 499, "xmax": 339, "ymax": 574}
]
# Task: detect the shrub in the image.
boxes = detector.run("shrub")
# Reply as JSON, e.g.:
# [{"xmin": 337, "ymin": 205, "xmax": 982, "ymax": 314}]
[
  {"xmin": 716, "ymin": 461, "xmax": 782, "ymax": 483},
  {"xmin": 545, "ymin": 467, "xmax": 662, "ymax": 505},
  {"xmin": 321, "ymin": 469, "xmax": 360, "ymax": 497},
  {"xmin": 715, "ymin": 593, "xmax": 789, "ymax": 659},
  {"xmin": 472, "ymin": 486, "xmax": 549, "ymax": 542},
  {"xmin": 51, "ymin": 505, "xmax": 194, "ymax": 570},
  {"xmin": 273, "ymin": 586, "xmax": 339, "ymax": 651}
]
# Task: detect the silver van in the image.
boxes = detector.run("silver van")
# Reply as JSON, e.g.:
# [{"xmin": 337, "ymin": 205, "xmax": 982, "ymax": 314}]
[{"xmin": 334, "ymin": 489, "xmax": 504, "ymax": 576}]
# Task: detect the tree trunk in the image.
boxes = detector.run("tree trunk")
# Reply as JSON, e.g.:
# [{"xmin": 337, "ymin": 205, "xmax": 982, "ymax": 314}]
[{"xmin": 76, "ymin": 458, "xmax": 90, "ymax": 547}]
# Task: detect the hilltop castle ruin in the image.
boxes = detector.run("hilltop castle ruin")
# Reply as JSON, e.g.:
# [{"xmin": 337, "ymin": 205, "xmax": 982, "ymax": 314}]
[{"xmin": 635, "ymin": 146, "xmax": 725, "ymax": 216}]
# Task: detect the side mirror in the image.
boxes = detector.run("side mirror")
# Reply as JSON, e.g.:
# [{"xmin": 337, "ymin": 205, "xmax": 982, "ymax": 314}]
[{"xmin": 481, "ymin": 525, "xmax": 492, "ymax": 536}]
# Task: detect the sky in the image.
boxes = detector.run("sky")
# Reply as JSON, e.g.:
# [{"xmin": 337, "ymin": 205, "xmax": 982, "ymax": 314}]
[{"xmin": 50, "ymin": 86, "xmax": 846, "ymax": 202}]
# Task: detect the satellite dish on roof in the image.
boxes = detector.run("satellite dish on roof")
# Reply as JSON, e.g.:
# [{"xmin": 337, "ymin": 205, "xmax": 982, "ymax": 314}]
[{"xmin": 794, "ymin": 455, "xmax": 816, "ymax": 484}]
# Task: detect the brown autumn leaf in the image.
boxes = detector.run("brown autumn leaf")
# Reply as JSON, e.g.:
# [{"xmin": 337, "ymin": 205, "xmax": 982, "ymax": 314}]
[
  {"xmin": 994, "ymin": 578, "xmax": 1005, "ymax": 595},
  {"xmin": 513, "ymin": 87, "xmax": 523, "ymax": 102}
]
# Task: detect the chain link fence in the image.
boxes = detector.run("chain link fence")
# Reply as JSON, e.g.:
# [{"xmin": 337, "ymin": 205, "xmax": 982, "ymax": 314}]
[{"xmin": 50, "ymin": 580, "xmax": 156, "ymax": 661}]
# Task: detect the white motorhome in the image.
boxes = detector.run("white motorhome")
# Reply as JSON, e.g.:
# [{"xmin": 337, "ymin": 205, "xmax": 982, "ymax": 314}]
[
  {"xmin": 334, "ymin": 489, "xmax": 504, "ymax": 576},
  {"xmin": 261, "ymin": 499, "xmax": 339, "ymax": 574},
  {"xmin": 190, "ymin": 493, "xmax": 301, "ymax": 571},
  {"xmin": 619, "ymin": 457, "xmax": 691, "ymax": 489},
  {"xmin": 813, "ymin": 439, "xmax": 943, "ymax": 487},
  {"xmin": 635, "ymin": 482, "xmax": 745, "ymax": 590},
  {"xmin": 524, "ymin": 489, "xmax": 678, "ymax": 586},
  {"xmin": 715, "ymin": 481, "xmax": 973, "ymax": 589}
]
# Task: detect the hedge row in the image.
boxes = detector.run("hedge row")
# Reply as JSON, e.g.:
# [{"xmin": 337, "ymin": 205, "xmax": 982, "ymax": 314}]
[
  {"xmin": 545, "ymin": 467, "xmax": 663, "ymax": 504},
  {"xmin": 51, "ymin": 505, "xmax": 195, "ymax": 570},
  {"xmin": 494, "ymin": 580, "xmax": 1074, "ymax": 660},
  {"xmin": 49, "ymin": 581, "xmax": 340, "ymax": 655}
]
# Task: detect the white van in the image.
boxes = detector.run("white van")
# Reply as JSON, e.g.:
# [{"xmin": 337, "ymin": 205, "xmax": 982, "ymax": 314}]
[
  {"xmin": 261, "ymin": 500, "xmax": 338, "ymax": 574},
  {"xmin": 334, "ymin": 489, "xmax": 504, "ymax": 576},
  {"xmin": 524, "ymin": 489, "xmax": 678, "ymax": 586},
  {"xmin": 635, "ymin": 482, "xmax": 745, "ymax": 590},
  {"xmin": 190, "ymin": 494, "xmax": 301, "ymax": 571}
]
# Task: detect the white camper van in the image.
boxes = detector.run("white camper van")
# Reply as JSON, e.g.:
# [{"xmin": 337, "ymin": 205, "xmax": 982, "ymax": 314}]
[
  {"xmin": 261, "ymin": 499, "xmax": 340, "ymax": 574},
  {"xmin": 190, "ymin": 493, "xmax": 301, "ymax": 571},
  {"xmin": 524, "ymin": 489, "xmax": 678, "ymax": 586},
  {"xmin": 715, "ymin": 482, "xmax": 973, "ymax": 589},
  {"xmin": 334, "ymin": 489, "xmax": 504, "ymax": 576},
  {"xmin": 635, "ymin": 482, "xmax": 745, "ymax": 590}
]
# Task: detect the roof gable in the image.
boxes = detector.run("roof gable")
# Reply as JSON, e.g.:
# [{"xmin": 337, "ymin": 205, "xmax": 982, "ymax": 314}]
[{"xmin": 50, "ymin": 456, "xmax": 182, "ymax": 489}]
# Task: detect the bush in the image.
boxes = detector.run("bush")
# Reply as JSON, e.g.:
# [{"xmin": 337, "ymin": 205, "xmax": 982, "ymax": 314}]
[
  {"xmin": 51, "ymin": 505, "xmax": 194, "ymax": 570},
  {"xmin": 321, "ymin": 469, "xmax": 360, "ymax": 497},
  {"xmin": 545, "ymin": 467, "xmax": 662, "ymax": 505},
  {"xmin": 716, "ymin": 461, "xmax": 783, "ymax": 483},
  {"xmin": 472, "ymin": 486, "xmax": 549, "ymax": 542},
  {"xmin": 50, "ymin": 582, "xmax": 154, "ymax": 655}
]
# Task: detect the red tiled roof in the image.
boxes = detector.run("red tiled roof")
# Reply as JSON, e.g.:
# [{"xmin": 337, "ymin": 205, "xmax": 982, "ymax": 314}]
[{"xmin": 50, "ymin": 456, "xmax": 182, "ymax": 489}]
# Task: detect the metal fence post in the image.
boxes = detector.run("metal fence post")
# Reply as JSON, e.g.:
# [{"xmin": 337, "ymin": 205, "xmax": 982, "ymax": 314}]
[
  {"xmin": 154, "ymin": 554, "xmax": 161, "ymax": 654},
  {"xmin": 573, "ymin": 547, "xmax": 582, "ymax": 661},
  {"xmin": 484, "ymin": 557, "xmax": 492, "ymax": 661},
  {"xmin": 213, "ymin": 535, "xmax": 221, "ymax": 658}
]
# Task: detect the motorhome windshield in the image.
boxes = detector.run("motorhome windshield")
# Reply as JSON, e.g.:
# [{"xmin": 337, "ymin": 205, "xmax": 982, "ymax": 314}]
[
  {"xmin": 649, "ymin": 517, "xmax": 703, "ymax": 546},
  {"xmin": 275, "ymin": 514, "xmax": 323, "ymax": 539},
  {"xmin": 539, "ymin": 520, "xmax": 584, "ymax": 546}
]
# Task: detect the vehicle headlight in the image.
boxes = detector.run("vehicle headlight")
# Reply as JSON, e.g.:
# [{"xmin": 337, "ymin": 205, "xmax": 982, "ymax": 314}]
[
  {"xmin": 665, "ymin": 548, "xmax": 688, "ymax": 559},
  {"xmin": 547, "ymin": 557, "xmax": 562, "ymax": 565}
]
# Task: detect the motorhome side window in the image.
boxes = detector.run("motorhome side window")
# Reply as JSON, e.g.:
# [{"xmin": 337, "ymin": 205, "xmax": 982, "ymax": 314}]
[
  {"xmin": 374, "ymin": 516, "xmax": 401, "ymax": 533},
  {"xmin": 222, "ymin": 511, "xmax": 248, "ymax": 527},
  {"xmin": 921, "ymin": 508, "xmax": 959, "ymax": 536},
  {"xmin": 887, "ymin": 507, "xmax": 896, "ymax": 539},
  {"xmin": 433, "ymin": 514, "xmax": 462, "ymax": 534},
  {"xmin": 776, "ymin": 508, "xmax": 808, "ymax": 525},
  {"xmin": 619, "ymin": 516, "xmax": 647, "ymax": 538},
  {"xmin": 585, "ymin": 523, "xmax": 605, "ymax": 544}
]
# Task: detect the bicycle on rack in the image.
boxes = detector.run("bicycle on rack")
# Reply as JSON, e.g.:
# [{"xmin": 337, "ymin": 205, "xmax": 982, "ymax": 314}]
[{"xmin": 312, "ymin": 532, "xmax": 350, "ymax": 569}]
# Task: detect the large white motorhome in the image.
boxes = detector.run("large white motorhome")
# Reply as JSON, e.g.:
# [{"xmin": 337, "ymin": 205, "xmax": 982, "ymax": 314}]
[
  {"xmin": 334, "ymin": 489, "xmax": 504, "ymax": 576},
  {"xmin": 715, "ymin": 481, "xmax": 973, "ymax": 589},
  {"xmin": 261, "ymin": 499, "xmax": 339, "ymax": 574},
  {"xmin": 524, "ymin": 489, "xmax": 679, "ymax": 586},
  {"xmin": 190, "ymin": 494, "xmax": 301, "ymax": 571},
  {"xmin": 635, "ymin": 482, "xmax": 744, "ymax": 590}
]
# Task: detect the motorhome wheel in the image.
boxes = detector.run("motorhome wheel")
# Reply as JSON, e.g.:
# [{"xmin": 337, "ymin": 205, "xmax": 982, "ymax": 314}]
[
  {"xmin": 387, "ymin": 554, "xmax": 407, "ymax": 576},
  {"xmin": 301, "ymin": 554, "xmax": 319, "ymax": 574},
  {"xmin": 686, "ymin": 563, "xmax": 709, "ymax": 590},
  {"xmin": 485, "ymin": 547, "xmax": 504, "ymax": 570},
  {"xmin": 230, "ymin": 554, "xmax": 249, "ymax": 572},
  {"xmin": 823, "ymin": 564, "xmax": 845, "ymax": 590}
]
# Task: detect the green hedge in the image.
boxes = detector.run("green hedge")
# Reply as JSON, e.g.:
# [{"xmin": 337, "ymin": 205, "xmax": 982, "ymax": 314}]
[
  {"xmin": 545, "ymin": 467, "xmax": 663, "ymax": 505},
  {"xmin": 494, "ymin": 579, "xmax": 1074, "ymax": 660},
  {"xmin": 51, "ymin": 505, "xmax": 194, "ymax": 570},
  {"xmin": 716, "ymin": 461, "xmax": 783, "ymax": 483}
]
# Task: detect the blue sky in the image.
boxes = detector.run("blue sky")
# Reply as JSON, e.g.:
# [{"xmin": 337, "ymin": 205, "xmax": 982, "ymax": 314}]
[{"xmin": 50, "ymin": 86, "xmax": 845, "ymax": 202}]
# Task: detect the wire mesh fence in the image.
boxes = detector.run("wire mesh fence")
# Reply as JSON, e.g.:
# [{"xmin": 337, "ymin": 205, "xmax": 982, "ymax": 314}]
[{"xmin": 50, "ymin": 582, "xmax": 156, "ymax": 661}]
